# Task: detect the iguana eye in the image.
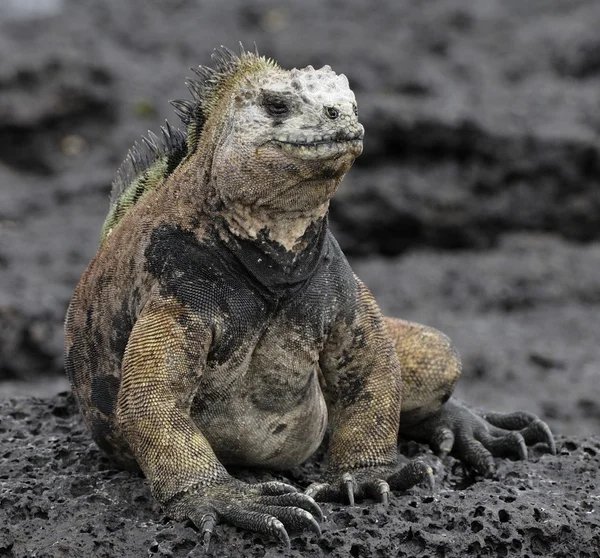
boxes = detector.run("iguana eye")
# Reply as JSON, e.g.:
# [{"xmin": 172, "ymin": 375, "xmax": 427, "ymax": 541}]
[
  {"xmin": 263, "ymin": 98, "xmax": 290, "ymax": 117},
  {"xmin": 353, "ymin": 104, "xmax": 358, "ymax": 117},
  {"xmin": 325, "ymin": 106, "xmax": 339, "ymax": 120}
]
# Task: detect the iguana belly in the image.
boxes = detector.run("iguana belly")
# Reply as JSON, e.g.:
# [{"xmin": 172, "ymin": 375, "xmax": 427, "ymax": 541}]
[
  {"xmin": 190, "ymin": 319, "xmax": 329, "ymax": 469},
  {"xmin": 192, "ymin": 366, "xmax": 328, "ymax": 469}
]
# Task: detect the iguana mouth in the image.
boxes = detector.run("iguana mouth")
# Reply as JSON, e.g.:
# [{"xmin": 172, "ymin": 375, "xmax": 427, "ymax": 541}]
[
  {"xmin": 269, "ymin": 132, "xmax": 363, "ymax": 160},
  {"xmin": 273, "ymin": 130, "xmax": 363, "ymax": 145}
]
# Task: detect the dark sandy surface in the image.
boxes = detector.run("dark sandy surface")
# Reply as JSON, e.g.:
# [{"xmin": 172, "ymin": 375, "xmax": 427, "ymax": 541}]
[{"xmin": 1, "ymin": 0, "xmax": 599, "ymax": 556}]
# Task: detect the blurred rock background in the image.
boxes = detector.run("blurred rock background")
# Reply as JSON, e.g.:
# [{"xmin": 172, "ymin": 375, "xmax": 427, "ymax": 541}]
[{"xmin": 1, "ymin": 0, "xmax": 599, "ymax": 437}]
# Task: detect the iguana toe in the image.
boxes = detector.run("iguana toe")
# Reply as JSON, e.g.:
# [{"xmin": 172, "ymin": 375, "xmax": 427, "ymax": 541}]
[
  {"xmin": 169, "ymin": 479, "xmax": 321, "ymax": 548},
  {"xmin": 220, "ymin": 508, "xmax": 291, "ymax": 547},
  {"xmin": 521, "ymin": 419, "xmax": 556, "ymax": 454},
  {"xmin": 482, "ymin": 411, "xmax": 556, "ymax": 455},
  {"xmin": 402, "ymin": 398, "xmax": 555, "ymax": 476},
  {"xmin": 257, "ymin": 491, "xmax": 323, "ymax": 521},
  {"xmin": 248, "ymin": 504, "xmax": 322, "ymax": 537},
  {"xmin": 342, "ymin": 472, "xmax": 355, "ymax": 505},
  {"xmin": 257, "ymin": 481, "xmax": 301, "ymax": 496},
  {"xmin": 369, "ymin": 478, "xmax": 391, "ymax": 506},
  {"xmin": 387, "ymin": 460, "xmax": 435, "ymax": 492},
  {"xmin": 477, "ymin": 430, "xmax": 528, "ymax": 460},
  {"xmin": 430, "ymin": 427, "xmax": 455, "ymax": 458},
  {"xmin": 197, "ymin": 511, "xmax": 216, "ymax": 552},
  {"xmin": 455, "ymin": 436, "xmax": 497, "ymax": 476},
  {"xmin": 306, "ymin": 461, "xmax": 433, "ymax": 505}
]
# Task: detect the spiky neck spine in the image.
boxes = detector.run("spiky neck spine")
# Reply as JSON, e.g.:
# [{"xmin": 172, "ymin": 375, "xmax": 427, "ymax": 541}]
[
  {"xmin": 101, "ymin": 46, "xmax": 278, "ymax": 245},
  {"xmin": 101, "ymin": 123, "xmax": 187, "ymax": 243}
]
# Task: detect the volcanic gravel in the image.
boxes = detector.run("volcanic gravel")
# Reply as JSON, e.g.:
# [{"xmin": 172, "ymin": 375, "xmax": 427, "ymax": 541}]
[{"xmin": 1, "ymin": 0, "xmax": 599, "ymax": 556}]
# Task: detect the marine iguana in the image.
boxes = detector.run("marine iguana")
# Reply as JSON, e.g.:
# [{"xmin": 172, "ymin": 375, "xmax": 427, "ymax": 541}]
[{"xmin": 64, "ymin": 46, "xmax": 556, "ymax": 548}]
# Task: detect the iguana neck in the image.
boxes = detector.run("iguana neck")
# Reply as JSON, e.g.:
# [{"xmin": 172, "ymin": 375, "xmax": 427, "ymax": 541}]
[
  {"xmin": 217, "ymin": 200, "xmax": 330, "ymax": 253},
  {"xmin": 215, "ymin": 213, "xmax": 330, "ymax": 301},
  {"xmin": 163, "ymin": 149, "xmax": 333, "ymax": 296}
]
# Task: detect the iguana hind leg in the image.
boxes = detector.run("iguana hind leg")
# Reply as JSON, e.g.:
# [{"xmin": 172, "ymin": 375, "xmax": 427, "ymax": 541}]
[
  {"xmin": 384, "ymin": 318, "xmax": 461, "ymax": 426},
  {"xmin": 385, "ymin": 317, "xmax": 556, "ymax": 476}
]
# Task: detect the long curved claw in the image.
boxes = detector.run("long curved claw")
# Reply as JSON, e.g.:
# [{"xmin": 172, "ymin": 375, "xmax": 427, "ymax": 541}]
[
  {"xmin": 458, "ymin": 438, "xmax": 496, "ymax": 476},
  {"xmin": 424, "ymin": 467, "xmax": 435, "ymax": 491},
  {"xmin": 297, "ymin": 510, "xmax": 322, "ymax": 538},
  {"xmin": 301, "ymin": 511, "xmax": 322, "ymax": 538},
  {"xmin": 520, "ymin": 419, "xmax": 556, "ymax": 455},
  {"xmin": 294, "ymin": 509, "xmax": 321, "ymax": 538},
  {"xmin": 369, "ymin": 479, "xmax": 390, "ymax": 505},
  {"xmin": 342, "ymin": 473, "xmax": 355, "ymax": 506},
  {"xmin": 259, "ymin": 492, "xmax": 323, "ymax": 521},
  {"xmin": 270, "ymin": 517, "xmax": 291, "ymax": 549},
  {"xmin": 305, "ymin": 482, "xmax": 333, "ymax": 501},
  {"xmin": 432, "ymin": 427, "xmax": 455, "ymax": 458},
  {"xmin": 199, "ymin": 512, "xmax": 216, "ymax": 552},
  {"xmin": 246, "ymin": 504, "xmax": 321, "ymax": 538},
  {"xmin": 220, "ymin": 507, "xmax": 291, "ymax": 548},
  {"xmin": 484, "ymin": 431, "xmax": 528, "ymax": 460}
]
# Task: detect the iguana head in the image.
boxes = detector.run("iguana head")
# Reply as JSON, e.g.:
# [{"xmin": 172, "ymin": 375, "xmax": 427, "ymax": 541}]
[
  {"xmin": 104, "ymin": 47, "xmax": 363, "ymax": 249},
  {"xmin": 175, "ymin": 47, "xmax": 363, "ymax": 213}
]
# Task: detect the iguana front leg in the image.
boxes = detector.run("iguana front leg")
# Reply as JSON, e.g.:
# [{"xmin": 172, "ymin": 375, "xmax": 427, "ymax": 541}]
[
  {"xmin": 116, "ymin": 299, "xmax": 321, "ymax": 548},
  {"xmin": 309, "ymin": 279, "xmax": 433, "ymax": 505},
  {"xmin": 385, "ymin": 318, "xmax": 556, "ymax": 475}
]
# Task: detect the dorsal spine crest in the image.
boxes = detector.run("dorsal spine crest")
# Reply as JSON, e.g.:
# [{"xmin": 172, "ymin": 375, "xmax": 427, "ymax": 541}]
[
  {"xmin": 101, "ymin": 122, "xmax": 187, "ymax": 243},
  {"xmin": 101, "ymin": 45, "xmax": 278, "ymax": 245}
]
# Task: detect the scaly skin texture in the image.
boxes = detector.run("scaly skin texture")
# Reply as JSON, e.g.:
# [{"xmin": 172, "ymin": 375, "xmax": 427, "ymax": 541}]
[{"xmin": 64, "ymin": 47, "xmax": 555, "ymax": 548}]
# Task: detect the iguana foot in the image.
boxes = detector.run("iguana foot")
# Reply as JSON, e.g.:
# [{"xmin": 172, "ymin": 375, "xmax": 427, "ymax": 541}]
[
  {"xmin": 402, "ymin": 398, "xmax": 556, "ymax": 476},
  {"xmin": 305, "ymin": 460, "xmax": 434, "ymax": 506},
  {"xmin": 167, "ymin": 479, "xmax": 322, "ymax": 550}
]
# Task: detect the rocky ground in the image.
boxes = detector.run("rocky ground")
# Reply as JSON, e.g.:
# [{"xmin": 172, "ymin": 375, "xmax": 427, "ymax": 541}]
[
  {"xmin": 1, "ymin": 0, "xmax": 599, "ymax": 556},
  {"xmin": 0, "ymin": 394, "xmax": 598, "ymax": 558}
]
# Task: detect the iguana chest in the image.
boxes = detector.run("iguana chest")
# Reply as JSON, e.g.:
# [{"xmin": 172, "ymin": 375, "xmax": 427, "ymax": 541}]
[
  {"xmin": 191, "ymin": 294, "xmax": 331, "ymax": 469},
  {"xmin": 143, "ymin": 222, "xmax": 353, "ymax": 468}
]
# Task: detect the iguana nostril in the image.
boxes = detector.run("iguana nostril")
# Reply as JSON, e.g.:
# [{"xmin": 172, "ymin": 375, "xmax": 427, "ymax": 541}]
[{"xmin": 325, "ymin": 106, "xmax": 339, "ymax": 120}]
